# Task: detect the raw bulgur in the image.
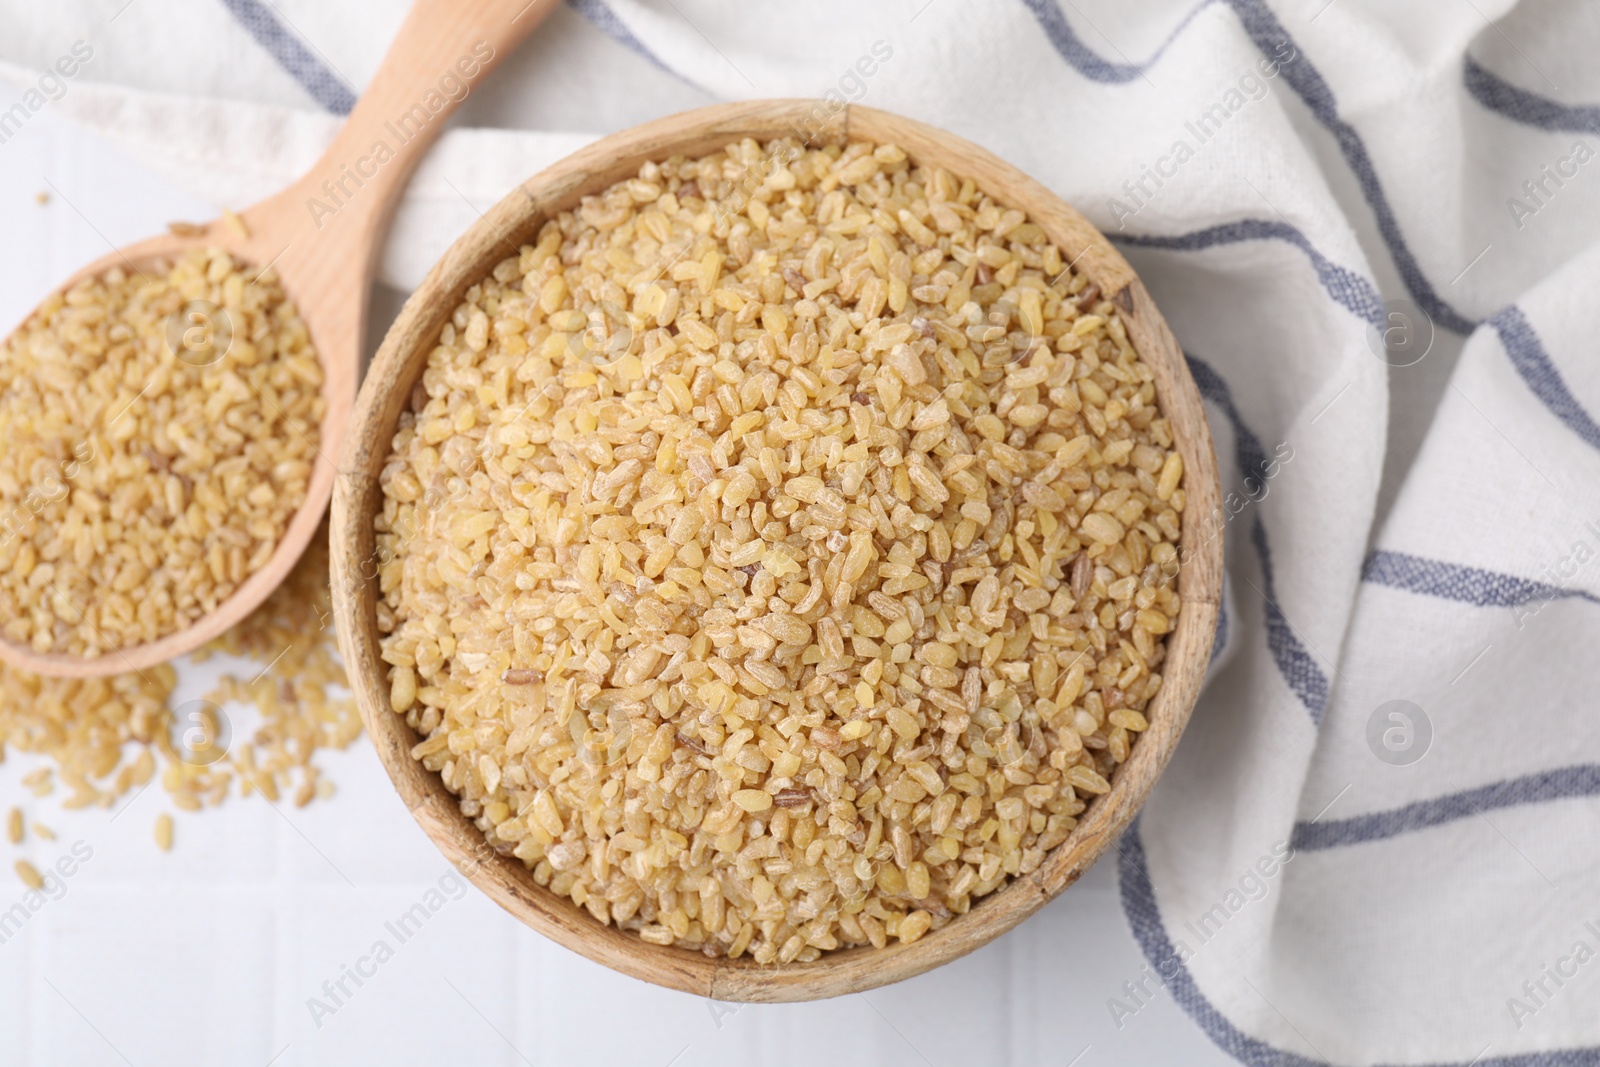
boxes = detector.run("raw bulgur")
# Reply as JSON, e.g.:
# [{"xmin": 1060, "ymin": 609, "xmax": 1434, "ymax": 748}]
[
  {"xmin": 14, "ymin": 859, "xmax": 43, "ymax": 890},
  {"xmin": 376, "ymin": 137, "xmax": 1185, "ymax": 962},
  {"xmin": 0, "ymin": 249, "xmax": 323, "ymax": 657},
  {"xmin": 154, "ymin": 812, "xmax": 174, "ymax": 851},
  {"xmin": 0, "ymin": 525, "xmax": 359, "ymax": 819}
]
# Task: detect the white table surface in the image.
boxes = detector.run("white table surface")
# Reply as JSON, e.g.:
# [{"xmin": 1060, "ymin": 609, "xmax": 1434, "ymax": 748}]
[{"xmin": 0, "ymin": 105, "xmax": 1236, "ymax": 1067}]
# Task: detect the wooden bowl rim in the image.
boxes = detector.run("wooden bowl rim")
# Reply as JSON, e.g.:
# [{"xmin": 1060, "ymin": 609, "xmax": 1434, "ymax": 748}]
[{"xmin": 330, "ymin": 99, "xmax": 1222, "ymax": 1003}]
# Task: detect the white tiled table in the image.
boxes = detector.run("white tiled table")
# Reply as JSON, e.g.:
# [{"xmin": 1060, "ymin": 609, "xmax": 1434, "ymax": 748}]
[{"xmin": 0, "ymin": 106, "xmax": 1233, "ymax": 1067}]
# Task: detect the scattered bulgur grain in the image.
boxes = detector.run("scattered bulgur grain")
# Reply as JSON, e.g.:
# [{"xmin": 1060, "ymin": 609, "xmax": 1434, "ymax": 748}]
[
  {"xmin": 21, "ymin": 768, "xmax": 52, "ymax": 797},
  {"xmin": 0, "ymin": 249, "xmax": 323, "ymax": 658},
  {"xmin": 154, "ymin": 813, "xmax": 173, "ymax": 851},
  {"xmin": 377, "ymin": 137, "xmax": 1184, "ymax": 963},
  {"xmin": 6, "ymin": 807, "xmax": 21, "ymax": 844},
  {"xmin": 0, "ymin": 524, "xmax": 359, "ymax": 818},
  {"xmin": 32, "ymin": 822, "xmax": 55, "ymax": 841},
  {"xmin": 193, "ymin": 521, "xmax": 363, "ymax": 810},
  {"xmin": 15, "ymin": 859, "xmax": 43, "ymax": 890}
]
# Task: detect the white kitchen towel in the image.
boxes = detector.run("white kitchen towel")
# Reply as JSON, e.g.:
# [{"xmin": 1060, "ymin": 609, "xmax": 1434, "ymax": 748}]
[{"xmin": 4, "ymin": 1, "xmax": 1600, "ymax": 1062}]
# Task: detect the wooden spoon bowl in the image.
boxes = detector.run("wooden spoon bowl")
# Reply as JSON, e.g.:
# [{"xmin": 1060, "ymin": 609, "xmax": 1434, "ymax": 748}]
[
  {"xmin": 0, "ymin": 0, "xmax": 557, "ymax": 678},
  {"xmin": 331, "ymin": 101, "xmax": 1223, "ymax": 1001}
]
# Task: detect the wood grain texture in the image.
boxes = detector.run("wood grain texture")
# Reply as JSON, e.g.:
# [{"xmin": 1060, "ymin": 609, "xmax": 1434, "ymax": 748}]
[
  {"xmin": 331, "ymin": 100, "xmax": 1223, "ymax": 1002},
  {"xmin": 0, "ymin": 0, "xmax": 558, "ymax": 678}
]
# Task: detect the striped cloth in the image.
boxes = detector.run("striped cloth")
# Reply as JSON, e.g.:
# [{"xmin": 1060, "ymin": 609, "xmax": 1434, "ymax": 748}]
[{"xmin": 5, "ymin": 1, "xmax": 1600, "ymax": 1062}]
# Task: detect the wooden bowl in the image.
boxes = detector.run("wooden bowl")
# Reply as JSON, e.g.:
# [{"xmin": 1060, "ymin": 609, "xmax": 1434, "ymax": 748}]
[{"xmin": 330, "ymin": 100, "xmax": 1222, "ymax": 1002}]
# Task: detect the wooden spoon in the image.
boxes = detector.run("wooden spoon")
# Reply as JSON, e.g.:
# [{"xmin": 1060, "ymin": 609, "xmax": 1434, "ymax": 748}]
[{"xmin": 0, "ymin": 0, "xmax": 558, "ymax": 678}]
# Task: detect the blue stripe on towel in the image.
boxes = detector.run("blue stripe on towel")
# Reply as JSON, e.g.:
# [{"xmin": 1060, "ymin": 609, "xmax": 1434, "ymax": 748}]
[
  {"xmin": 1491, "ymin": 305, "xmax": 1600, "ymax": 455},
  {"xmin": 1249, "ymin": 516, "xmax": 1328, "ymax": 721},
  {"xmin": 1186, "ymin": 354, "xmax": 1329, "ymax": 721},
  {"xmin": 566, "ymin": 0, "xmax": 680, "ymax": 76},
  {"xmin": 1021, "ymin": 0, "xmax": 1478, "ymax": 335},
  {"xmin": 1362, "ymin": 549, "xmax": 1600, "ymax": 611},
  {"xmin": 1464, "ymin": 55, "xmax": 1600, "ymax": 135},
  {"xmin": 217, "ymin": 0, "xmax": 356, "ymax": 114},
  {"xmin": 1118, "ymin": 819, "xmax": 1600, "ymax": 1065},
  {"xmin": 220, "ymin": 0, "xmax": 687, "ymax": 115},
  {"xmin": 1203, "ymin": 0, "xmax": 1477, "ymax": 336},
  {"xmin": 1120, "ymin": 219, "xmax": 1384, "ymax": 326},
  {"xmin": 1292, "ymin": 764, "xmax": 1600, "ymax": 852},
  {"xmin": 1015, "ymin": 0, "xmax": 1220, "ymax": 83},
  {"xmin": 1184, "ymin": 354, "xmax": 1271, "ymax": 480}
]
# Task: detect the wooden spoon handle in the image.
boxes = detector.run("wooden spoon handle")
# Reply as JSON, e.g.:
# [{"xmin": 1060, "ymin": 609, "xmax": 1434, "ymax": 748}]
[{"xmin": 268, "ymin": 0, "xmax": 559, "ymax": 251}]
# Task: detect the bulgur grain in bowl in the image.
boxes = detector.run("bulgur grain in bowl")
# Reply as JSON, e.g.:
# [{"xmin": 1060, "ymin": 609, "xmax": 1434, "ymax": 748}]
[{"xmin": 332, "ymin": 101, "xmax": 1222, "ymax": 1001}]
